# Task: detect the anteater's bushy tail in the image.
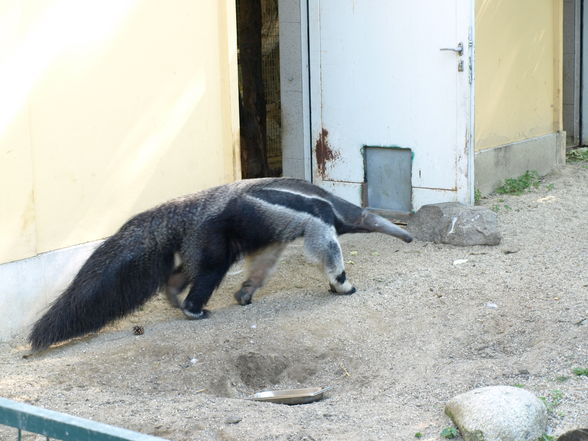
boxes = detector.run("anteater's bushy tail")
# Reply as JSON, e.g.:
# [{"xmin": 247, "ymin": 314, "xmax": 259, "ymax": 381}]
[{"xmin": 29, "ymin": 232, "xmax": 176, "ymax": 351}]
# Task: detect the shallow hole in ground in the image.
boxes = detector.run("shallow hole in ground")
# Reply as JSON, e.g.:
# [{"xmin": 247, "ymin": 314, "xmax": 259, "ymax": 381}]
[{"xmin": 202, "ymin": 350, "xmax": 336, "ymax": 399}]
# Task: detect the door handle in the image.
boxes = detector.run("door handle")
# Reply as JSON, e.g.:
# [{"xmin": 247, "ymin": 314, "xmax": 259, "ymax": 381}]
[{"xmin": 440, "ymin": 42, "xmax": 463, "ymax": 56}]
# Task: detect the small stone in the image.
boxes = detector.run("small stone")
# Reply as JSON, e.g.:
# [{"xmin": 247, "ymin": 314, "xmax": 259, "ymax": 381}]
[
  {"xmin": 225, "ymin": 416, "xmax": 242, "ymax": 425},
  {"xmin": 445, "ymin": 385, "xmax": 547, "ymax": 441}
]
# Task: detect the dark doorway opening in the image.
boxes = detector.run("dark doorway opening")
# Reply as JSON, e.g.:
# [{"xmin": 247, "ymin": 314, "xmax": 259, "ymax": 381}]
[{"xmin": 236, "ymin": 0, "xmax": 282, "ymax": 178}]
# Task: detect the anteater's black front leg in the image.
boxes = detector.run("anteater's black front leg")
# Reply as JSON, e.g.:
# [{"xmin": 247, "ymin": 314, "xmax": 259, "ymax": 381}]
[
  {"xmin": 181, "ymin": 265, "xmax": 229, "ymax": 319},
  {"xmin": 180, "ymin": 233, "xmax": 232, "ymax": 319}
]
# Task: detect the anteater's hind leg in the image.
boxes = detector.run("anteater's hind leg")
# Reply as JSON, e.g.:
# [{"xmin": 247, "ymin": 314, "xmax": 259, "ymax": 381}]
[
  {"xmin": 180, "ymin": 233, "xmax": 233, "ymax": 319},
  {"xmin": 304, "ymin": 222, "xmax": 355, "ymax": 295},
  {"xmin": 234, "ymin": 243, "xmax": 287, "ymax": 306},
  {"xmin": 164, "ymin": 263, "xmax": 190, "ymax": 308}
]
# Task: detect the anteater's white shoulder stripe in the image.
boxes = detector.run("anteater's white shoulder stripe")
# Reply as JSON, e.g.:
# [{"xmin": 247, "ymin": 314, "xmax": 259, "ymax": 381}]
[
  {"xmin": 258, "ymin": 186, "xmax": 328, "ymax": 201},
  {"xmin": 252, "ymin": 186, "xmax": 350, "ymax": 223}
]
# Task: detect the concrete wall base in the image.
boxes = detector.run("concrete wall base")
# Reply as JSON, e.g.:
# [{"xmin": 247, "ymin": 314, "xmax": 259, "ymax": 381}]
[
  {"xmin": 474, "ymin": 132, "xmax": 566, "ymax": 195},
  {"xmin": 0, "ymin": 240, "xmax": 102, "ymax": 342}
]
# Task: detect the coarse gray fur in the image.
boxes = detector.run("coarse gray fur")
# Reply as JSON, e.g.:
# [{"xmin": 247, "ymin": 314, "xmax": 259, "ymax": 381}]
[{"xmin": 29, "ymin": 177, "xmax": 412, "ymax": 351}]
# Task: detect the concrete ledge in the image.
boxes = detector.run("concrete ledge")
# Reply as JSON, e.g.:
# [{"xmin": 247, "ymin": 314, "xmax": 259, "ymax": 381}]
[
  {"xmin": 0, "ymin": 240, "xmax": 102, "ymax": 342},
  {"xmin": 475, "ymin": 132, "xmax": 566, "ymax": 195}
]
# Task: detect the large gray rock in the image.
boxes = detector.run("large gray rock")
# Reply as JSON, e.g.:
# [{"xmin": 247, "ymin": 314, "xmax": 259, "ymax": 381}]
[
  {"xmin": 445, "ymin": 386, "xmax": 547, "ymax": 441},
  {"xmin": 408, "ymin": 202, "xmax": 501, "ymax": 246}
]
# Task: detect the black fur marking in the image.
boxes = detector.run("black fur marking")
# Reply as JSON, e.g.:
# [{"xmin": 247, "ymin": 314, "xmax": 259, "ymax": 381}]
[
  {"xmin": 223, "ymin": 199, "xmax": 281, "ymax": 255},
  {"xmin": 249, "ymin": 188, "xmax": 336, "ymax": 226},
  {"xmin": 335, "ymin": 271, "xmax": 347, "ymax": 284},
  {"xmin": 261, "ymin": 178, "xmax": 365, "ymax": 228}
]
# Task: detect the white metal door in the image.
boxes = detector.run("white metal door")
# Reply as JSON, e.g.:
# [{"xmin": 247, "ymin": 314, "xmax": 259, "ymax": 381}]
[{"xmin": 309, "ymin": 0, "xmax": 474, "ymax": 210}]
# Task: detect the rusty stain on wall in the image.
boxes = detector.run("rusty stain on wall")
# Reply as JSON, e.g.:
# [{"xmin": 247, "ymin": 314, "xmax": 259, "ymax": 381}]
[{"xmin": 314, "ymin": 128, "xmax": 340, "ymax": 179}]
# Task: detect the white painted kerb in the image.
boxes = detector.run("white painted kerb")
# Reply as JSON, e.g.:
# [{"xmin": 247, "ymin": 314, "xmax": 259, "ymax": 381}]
[{"xmin": 0, "ymin": 240, "xmax": 102, "ymax": 342}]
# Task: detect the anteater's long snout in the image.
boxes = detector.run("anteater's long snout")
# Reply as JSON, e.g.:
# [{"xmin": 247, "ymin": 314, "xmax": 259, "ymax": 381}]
[{"xmin": 360, "ymin": 211, "xmax": 413, "ymax": 243}]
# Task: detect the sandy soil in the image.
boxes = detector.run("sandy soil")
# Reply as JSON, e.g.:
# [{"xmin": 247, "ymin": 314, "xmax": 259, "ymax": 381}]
[{"xmin": 1, "ymin": 162, "xmax": 587, "ymax": 441}]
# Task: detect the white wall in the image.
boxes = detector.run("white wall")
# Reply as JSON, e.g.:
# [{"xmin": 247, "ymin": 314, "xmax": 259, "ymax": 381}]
[{"xmin": 0, "ymin": 241, "xmax": 100, "ymax": 341}]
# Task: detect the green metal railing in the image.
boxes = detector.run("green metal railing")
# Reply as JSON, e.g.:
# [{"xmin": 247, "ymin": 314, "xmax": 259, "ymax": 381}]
[{"xmin": 0, "ymin": 397, "xmax": 170, "ymax": 441}]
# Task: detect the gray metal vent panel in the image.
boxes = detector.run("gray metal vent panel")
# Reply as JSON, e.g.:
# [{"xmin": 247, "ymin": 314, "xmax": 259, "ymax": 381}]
[{"xmin": 364, "ymin": 146, "xmax": 412, "ymax": 212}]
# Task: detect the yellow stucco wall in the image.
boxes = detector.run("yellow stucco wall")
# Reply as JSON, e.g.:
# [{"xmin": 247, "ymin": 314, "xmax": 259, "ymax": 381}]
[
  {"xmin": 475, "ymin": 0, "xmax": 563, "ymax": 151},
  {"xmin": 0, "ymin": 0, "xmax": 239, "ymax": 264}
]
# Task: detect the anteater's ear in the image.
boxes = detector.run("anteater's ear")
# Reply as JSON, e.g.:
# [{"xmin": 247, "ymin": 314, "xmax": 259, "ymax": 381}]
[{"xmin": 360, "ymin": 211, "xmax": 413, "ymax": 243}]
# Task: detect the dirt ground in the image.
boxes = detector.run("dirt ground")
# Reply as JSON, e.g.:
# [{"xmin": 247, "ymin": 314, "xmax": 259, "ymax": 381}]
[{"xmin": 1, "ymin": 162, "xmax": 587, "ymax": 441}]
